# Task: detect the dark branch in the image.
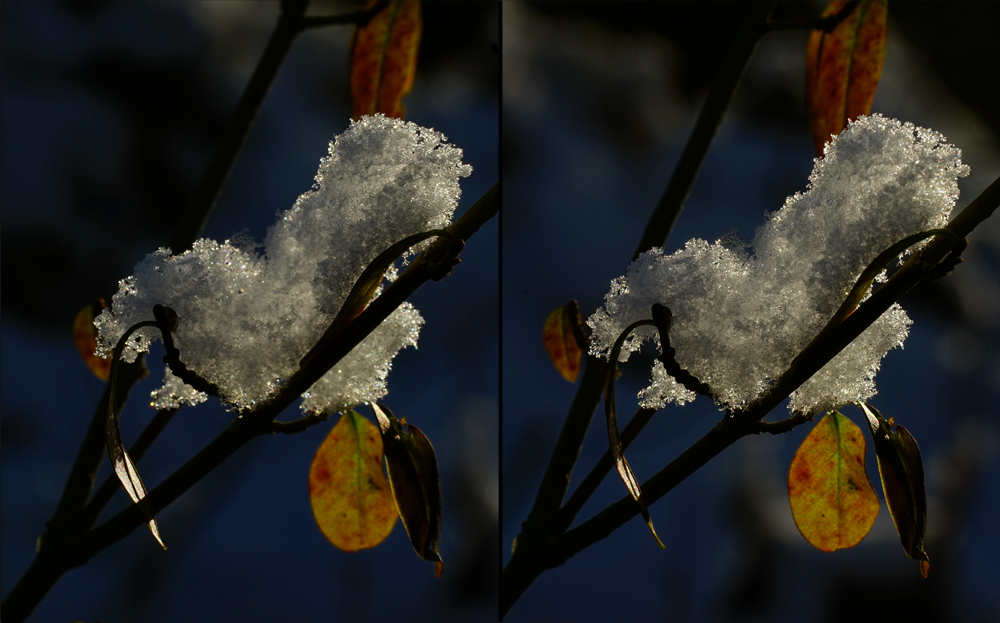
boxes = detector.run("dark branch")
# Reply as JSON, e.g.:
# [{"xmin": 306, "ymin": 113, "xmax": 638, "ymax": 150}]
[
  {"xmin": 751, "ymin": 410, "xmax": 813, "ymax": 434},
  {"xmin": 169, "ymin": 2, "xmax": 308, "ymax": 254},
  {"xmin": 503, "ymin": 173, "xmax": 1000, "ymax": 617},
  {"xmin": 556, "ymin": 407, "xmax": 657, "ymax": 532},
  {"xmin": 631, "ymin": 2, "xmax": 774, "ymax": 260},
  {"xmin": 767, "ymin": 0, "xmax": 860, "ymax": 32},
  {"xmin": 266, "ymin": 412, "xmax": 331, "ymax": 435},
  {"xmin": 300, "ymin": 0, "xmax": 390, "ymax": 29},
  {"xmin": 650, "ymin": 304, "xmax": 714, "ymax": 398}
]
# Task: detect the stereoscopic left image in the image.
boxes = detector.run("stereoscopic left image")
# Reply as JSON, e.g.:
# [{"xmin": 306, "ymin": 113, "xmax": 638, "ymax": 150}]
[{"xmin": 1, "ymin": 2, "xmax": 499, "ymax": 621}]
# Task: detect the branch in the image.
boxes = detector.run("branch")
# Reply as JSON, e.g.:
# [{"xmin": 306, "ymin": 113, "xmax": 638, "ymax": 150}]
[
  {"xmin": 502, "ymin": 173, "xmax": 1000, "ymax": 617},
  {"xmin": 751, "ymin": 410, "xmax": 813, "ymax": 434},
  {"xmin": 766, "ymin": 0, "xmax": 860, "ymax": 32},
  {"xmin": 556, "ymin": 407, "xmax": 657, "ymax": 532},
  {"xmin": 0, "ymin": 182, "xmax": 498, "ymax": 623},
  {"xmin": 46, "ymin": 357, "xmax": 148, "ymax": 530},
  {"xmin": 266, "ymin": 412, "xmax": 331, "ymax": 435},
  {"xmin": 169, "ymin": 3, "xmax": 308, "ymax": 254},
  {"xmin": 299, "ymin": 0, "xmax": 390, "ymax": 29},
  {"xmin": 631, "ymin": 1, "xmax": 775, "ymax": 260},
  {"xmin": 650, "ymin": 303, "xmax": 714, "ymax": 398}
]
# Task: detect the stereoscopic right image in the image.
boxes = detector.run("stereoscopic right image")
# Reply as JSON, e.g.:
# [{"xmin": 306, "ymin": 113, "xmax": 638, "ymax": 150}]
[{"xmin": 502, "ymin": 3, "xmax": 1000, "ymax": 621}]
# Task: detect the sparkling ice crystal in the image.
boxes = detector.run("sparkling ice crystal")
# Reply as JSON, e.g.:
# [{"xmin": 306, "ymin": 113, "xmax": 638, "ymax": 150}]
[
  {"xmin": 96, "ymin": 115, "xmax": 472, "ymax": 413},
  {"xmin": 589, "ymin": 115, "xmax": 968, "ymax": 414}
]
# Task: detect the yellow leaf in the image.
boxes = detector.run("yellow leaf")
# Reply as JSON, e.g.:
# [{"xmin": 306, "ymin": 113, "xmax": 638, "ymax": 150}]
[
  {"xmin": 788, "ymin": 410, "xmax": 880, "ymax": 551},
  {"xmin": 309, "ymin": 410, "xmax": 397, "ymax": 552}
]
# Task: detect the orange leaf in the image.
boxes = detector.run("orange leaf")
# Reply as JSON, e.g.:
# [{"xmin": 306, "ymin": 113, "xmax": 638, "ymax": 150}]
[
  {"xmin": 805, "ymin": 0, "xmax": 887, "ymax": 156},
  {"xmin": 350, "ymin": 1, "xmax": 422, "ymax": 120},
  {"xmin": 788, "ymin": 410, "xmax": 880, "ymax": 552},
  {"xmin": 73, "ymin": 299, "xmax": 111, "ymax": 381},
  {"xmin": 309, "ymin": 410, "xmax": 398, "ymax": 552},
  {"xmin": 542, "ymin": 301, "xmax": 586, "ymax": 383}
]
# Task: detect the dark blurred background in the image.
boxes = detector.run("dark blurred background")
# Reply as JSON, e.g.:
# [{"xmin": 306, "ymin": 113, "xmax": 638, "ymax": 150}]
[
  {"xmin": 502, "ymin": 2, "xmax": 1000, "ymax": 622},
  {"xmin": 2, "ymin": 2, "xmax": 498, "ymax": 621}
]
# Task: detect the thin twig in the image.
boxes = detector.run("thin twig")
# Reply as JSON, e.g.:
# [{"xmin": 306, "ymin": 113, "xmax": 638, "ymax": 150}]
[
  {"xmin": 766, "ymin": 0, "xmax": 860, "ymax": 32},
  {"xmin": 650, "ymin": 304, "xmax": 714, "ymax": 398},
  {"xmin": 267, "ymin": 412, "xmax": 331, "ymax": 435},
  {"xmin": 632, "ymin": 1, "xmax": 775, "ymax": 260},
  {"xmin": 45, "ymin": 358, "xmax": 148, "ymax": 535},
  {"xmin": 169, "ymin": 3, "xmax": 308, "ymax": 254},
  {"xmin": 556, "ymin": 407, "xmax": 657, "ymax": 532},
  {"xmin": 752, "ymin": 410, "xmax": 813, "ymax": 434},
  {"xmin": 300, "ymin": 0, "xmax": 390, "ymax": 29}
]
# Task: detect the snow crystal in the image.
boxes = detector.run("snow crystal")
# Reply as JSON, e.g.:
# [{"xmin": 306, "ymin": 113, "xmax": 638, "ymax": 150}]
[
  {"xmin": 96, "ymin": 114, "xmax": 472, "ymax": 412},
  {"xmin": 589, "ymin": 115, "xmax": 968, "ymax": 414}
]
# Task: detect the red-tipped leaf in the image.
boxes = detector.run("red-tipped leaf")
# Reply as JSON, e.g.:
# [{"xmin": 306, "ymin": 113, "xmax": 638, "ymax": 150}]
[{"xmin": 806, "ymin": 0, "xmax": 887, "ymax": 156}]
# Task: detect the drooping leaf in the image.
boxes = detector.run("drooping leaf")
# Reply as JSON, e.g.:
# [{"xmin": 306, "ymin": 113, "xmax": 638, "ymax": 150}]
[
  {"xmin": 542, "ymin": 300, "xmax": 587, "ymax": 383},
  {"xmin": 859, "ymin": 403, "xmax": 931, "ymax": 577},
  {"xmin": 299, "ymin": 229, "xmax": 454, "ymax": 370},
  {"xmin": 372, "ymin": 403, "xmax": 444, "ymax": 577},
  {"xmin": 788, "ymin": 410, "xmax": 880, "ymax": 552},
  {"xmin": 806, "ymin": 0, "xmax": 887, "ymax": 156},
  {"xmin": 350, "ymin": 1, "xmax": 422, "ymax": 120},
  {"xmin": 107, "ymin": 317, "xmax": 167, "ymax": 549},
  {"xmin": 73, "ymin": 299, "xmax": 112, "ymax": 381},
  {"xmin": 309, "ymin": 409, "xmax": 398, "ymax": 552},
  {"xmin": 605, "ymin": 319, "xmax": 665, "ymax": 548}
]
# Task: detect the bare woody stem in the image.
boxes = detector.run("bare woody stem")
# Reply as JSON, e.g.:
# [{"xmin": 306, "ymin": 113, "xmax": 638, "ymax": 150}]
[
  {"xmin": 631, "ymin": 1, "xmax": 775, "ymax": 260},
  {"xmin": 168, "ymin": 1, "xmax": 387, "ymax": 254},
  {"xmin": 503, "ymin": 4, "xmax": 775, "ymax": 618}
]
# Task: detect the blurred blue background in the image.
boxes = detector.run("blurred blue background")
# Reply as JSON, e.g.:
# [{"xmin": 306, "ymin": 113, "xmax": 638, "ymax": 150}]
[
  {"xmin": 502, "ymin": 3, "xmax": 1000, "ymax": 622},
  {"xmin": 2, "ymin": 2, "xmax": 497, "ymax": 621}
]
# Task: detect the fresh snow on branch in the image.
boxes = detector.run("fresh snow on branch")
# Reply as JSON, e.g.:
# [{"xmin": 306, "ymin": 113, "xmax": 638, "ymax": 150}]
[
  {"xmin": 96, "ymin": 114, "xmax": 472, "ymax": 413},
  {"xmin": 588, "ymin": 115, "xmax": 969, "ymax": 415}
]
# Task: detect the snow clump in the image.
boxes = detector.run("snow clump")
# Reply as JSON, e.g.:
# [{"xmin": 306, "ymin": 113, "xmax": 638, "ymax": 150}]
[{"xmin": 588, "ymin": 115, "xmax": 968, "ymax": 414}]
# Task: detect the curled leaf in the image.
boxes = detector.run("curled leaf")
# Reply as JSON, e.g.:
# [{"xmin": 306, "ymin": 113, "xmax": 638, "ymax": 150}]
[
  {"xmin": 788, "ymin": 410, "xmax": 880, "ymax": 552},
  {"xmin": 860, "ymin": 403, "xmax": 930, "ymax": 576},
  {"xmin": 299, "ymin": 229, "xmax": 453, "ymax": 370},
  {"xmin": 107, "ymin": 317, "xmax": 167, "ymax": 549},
  {"xmin": 542, "ymin": 300, "xmax": 587, "ymax": 382},
  {"xmin": 309, "ymin": 410, "xmax": 398, "ymax": 552},
  {"xmin": 372, "ymin": 403, "xmax": 444, "ymax": 577},
  {"xmin": 73, "ymin": 299, "xmax": 112, "ymax": 381},
  {"xmin": 806, "ymin": 0, "xmax": 887, "ymax": 156},
  {"xmin": 605, "ymin": 319, "xmax": 664, "ymax": 548},
  {"xmin": 350, "ymin": 1, "xmax": 422, "ymax": 120}
]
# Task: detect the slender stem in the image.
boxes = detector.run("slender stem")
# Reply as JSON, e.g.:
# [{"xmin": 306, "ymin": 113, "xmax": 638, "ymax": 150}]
[
  {"xmin": 267, "ymin": 412, "xmax": 331, "ymax": 435},
  {"xmin": 631, "ymin": 1, "xmax": 774, "ymax": 260},
  {"xmin": 300, "ymin": 0, "xmax": 389, "ymax": 29},
  {"xmin": 168, "ymin": 3, "xmax": 308, "ymax": 254},
  {"xmin": 525, "ymin": 356, "xmax": 609, "ymax": 523},
  {"xmin": 766, "ymin": 0, "xmax": 860, "ymax": 32},
  {"xmin": 556, "ymin": 407, "xmax": 657, "ymax": 532},
  {"xmin": 752, "ymin": 410, "xmax": 813, "ymax": 434},
  {"xmin": 47, "ymin": 358, "xmax": 148, "ymax": 528}
]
